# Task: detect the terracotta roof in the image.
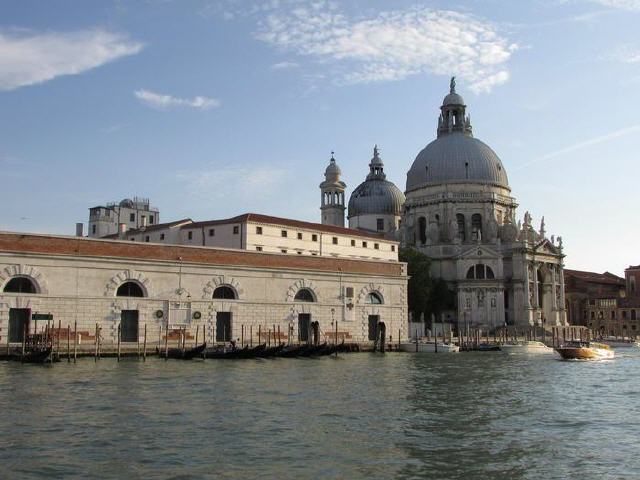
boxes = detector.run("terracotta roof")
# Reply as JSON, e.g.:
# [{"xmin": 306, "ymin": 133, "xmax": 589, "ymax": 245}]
[
  {"xmin": 564, "ymin": 269, "xmax": 625, "ymax": 285},
  {"xmin": 0, "ymin": 232, "xmax": 404, "ymax": 277},
  {"xmin": 103, "ymin": 218, "xmax": 192, "ymax": 239},
  {"xmin": 183, "ymin": 213, "xmax": 394, "ymax": 242}
]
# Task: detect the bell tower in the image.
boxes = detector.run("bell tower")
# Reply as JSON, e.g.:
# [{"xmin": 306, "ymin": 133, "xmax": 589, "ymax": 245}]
[{"xmin": 320, "ymin": 152, "xmax": 347, "ymax": 227}]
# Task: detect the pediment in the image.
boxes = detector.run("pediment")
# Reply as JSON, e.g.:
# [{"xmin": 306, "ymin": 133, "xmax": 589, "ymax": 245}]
[
  {"xmin": 534, "ymin": 239, "xmax": 560, "ymax": 256},
  {"xmin": 458, "ymin": 244, "xmax": 500, "ymax": 260}
]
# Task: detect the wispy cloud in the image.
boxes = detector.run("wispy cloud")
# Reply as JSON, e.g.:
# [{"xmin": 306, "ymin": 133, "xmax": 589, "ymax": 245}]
[
  {"xmin": 590, "ymin": 0, "xmax": 640, "ymax": 10},
  {"xmin": 0, "ymin": 28, "xmax": 142, "ymax": 91},
  {"xmin": 134, "ymin": 89, "xmax": 220, "ymax": 110},
  {"xmin": 254, "ymin": 2, "xmax": 517, "ymax": 93},
  {"xmin": 271, "ymin": 61, "xmax": 299, "ymax": 70},
  {"xmin": 603, "ymin": 44, "xmax": 640, "ymax": 63},
  {"xmin": 176, "ymin": 164, "xmax": 291, "ymax": 199},
  {"xmin": 516, "ymin": 124, "xmax": 640, "ymax": 170}
]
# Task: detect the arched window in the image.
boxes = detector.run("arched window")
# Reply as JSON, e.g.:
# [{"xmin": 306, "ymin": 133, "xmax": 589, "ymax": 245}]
[
  {"xmin": 3, "ymin": 277, "xmax": 36, "ymax": 294},
  {"xmin": 466, "ymin": 266, "xmax": 475, "ymax": 279},
  {"xmin": 366, "ymin": 292, "xmax": 383, "ymax": 304},
  {"xmin": 476, "ymin": 263, "xmax": 485, "ymax": 280},
  {"xmin": 471, "ymin": 214, "xmax": 482, "ymax": 240},
  {"xmin": 116, "ymin": 281, "xmax": 144, "ymax": 297},
  {"xmin": 456, "ymin": 213, "xmax": 466, "ymax": 241},
  {"xmin": 294, "ymin": 288, "xmax": 315, "ymax": 302},
  {"xmin": 486, "ymin": 266, "xmax": 495, "ymax": 279},
  {"xmin": 418, "ymin": 217, "xmax": 427, "ymax": 244},
  {"xmin": 213, "ymin": 286, "xmax": 236, "ymax": 300}
]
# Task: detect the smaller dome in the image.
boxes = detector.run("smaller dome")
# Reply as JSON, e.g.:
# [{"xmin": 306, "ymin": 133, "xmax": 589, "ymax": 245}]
[
  {"xmin": 348, "ymin": 145, "xmax": 405, "ymax": 218},
  {"xmin": 119, "ymin": 198, "xmax": 134, "ymax": 208},
  {"xmin": 348, "ymin": 181, "xmax": 405, "ymax": 217},
  {"xmin": 443, "ymin": 92, "xmax": 465, "ymax": 106},
  {"xmin": 325, "ymin": 157, "xmax": 341, "ymax": 179}
]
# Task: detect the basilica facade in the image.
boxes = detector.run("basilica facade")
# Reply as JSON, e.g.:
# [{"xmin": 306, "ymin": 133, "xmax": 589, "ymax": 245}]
[{"xmin": 324, "ymin": 79, "xmax": 568, "ymax": 329}]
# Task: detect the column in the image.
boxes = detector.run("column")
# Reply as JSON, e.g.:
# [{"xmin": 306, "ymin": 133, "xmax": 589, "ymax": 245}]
[
  {"xmin": 523, "ymin": 260, "xmax": 531, "ymax": 308},
  {"xmin": 532, "ymin": 263, "xmax": 539, "ymax": 309},
  {"xmin": 551, "ymin": 264, "xmax": 558, "ymax": 310}
]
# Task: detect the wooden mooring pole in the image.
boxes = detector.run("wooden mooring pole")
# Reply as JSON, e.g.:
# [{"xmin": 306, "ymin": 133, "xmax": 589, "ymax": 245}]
[
  {"xmin": 143, "ymin": 323, "xmax": 147, "ymax": 361},
  {"xmin": 67, "ymin": 325, "xmax": 71, "ymax": 362},
  {"xmin": 117, "ymin": 324, "xmax": 121, "ymax": 362},
  {"xmin": 94, "ymin": 323, "xmax": 99, "ymax": 362},
  {"xmin": 73, "ymin": 320, "xmax": 77, "ymax": 363},
  {"xmin": 164, "ymin": 324, "xmax": 169, "ymax": 360}
]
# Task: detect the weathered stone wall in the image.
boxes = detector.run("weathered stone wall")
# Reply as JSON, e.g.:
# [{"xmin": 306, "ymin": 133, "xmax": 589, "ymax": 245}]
[{"xmin": 0, "ymin": 233, "xmax": 407, "ymax": 346}]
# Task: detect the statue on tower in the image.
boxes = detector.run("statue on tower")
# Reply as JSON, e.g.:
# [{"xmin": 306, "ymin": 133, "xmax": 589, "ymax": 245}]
[{"xmin": 450, "ymin": 76, "xmax": 456, "ymax": 93}]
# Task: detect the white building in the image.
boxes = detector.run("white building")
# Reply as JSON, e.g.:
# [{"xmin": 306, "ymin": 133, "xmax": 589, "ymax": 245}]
[
  {"xmin": 106, "ymin": 213, "xmax": 398, "ymax": 262},
  {"xmin": 88, "ymin": 197, "xmax": 160, "ymax": 238}
]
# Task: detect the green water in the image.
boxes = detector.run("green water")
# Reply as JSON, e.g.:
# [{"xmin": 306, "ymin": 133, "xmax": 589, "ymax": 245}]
[{"xmin": 0, "ymin": 351, "xmax": 638, "ymax": 479}]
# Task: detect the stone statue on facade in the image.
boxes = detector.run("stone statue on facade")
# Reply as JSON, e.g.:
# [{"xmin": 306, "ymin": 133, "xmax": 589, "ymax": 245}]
[
  {"xmin": 427, "ymin": 220, "xmax": 439, "ymax": 244},
  {"xmin": 539, "ymin": 216, "xmax": 546, "ymax": 239},
  {"xmin": 448, "ymin": 218, "xmax": 458, "ymax": 243},
  {"xmin": 487, "ymin": 217, "xmax": 498, "ymax": 242}
]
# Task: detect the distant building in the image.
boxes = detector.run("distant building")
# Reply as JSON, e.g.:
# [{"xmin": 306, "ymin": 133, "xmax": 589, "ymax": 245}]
[
  {"xmin": 565, "ymin": 266, "xmax": 640, "ymax": 336},
  {"xmin": 564, "ymin": 269, "xmax": 625, "ymax": 326},
  {"xmin": 88, "ymin": 197, "xmax": 160, "ymax": 238}
]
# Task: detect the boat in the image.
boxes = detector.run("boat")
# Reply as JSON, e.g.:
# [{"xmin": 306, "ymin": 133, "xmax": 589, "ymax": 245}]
[
  {"xmin": 597, "ymin": 337, "xmax": 640, "ymax": 348},
  {"xmin": 555, "ymin": 341, "xmax": 614, "ymax": 360},
  {"xmin": 254, "ymin": 344, "xmax": 283, "ymax": 358},
  {"xmin": 399, "ymin": 341, "xmax": 460, "ymax": 353},
  {"xmin": 160, "ymin": 343, "xmax": 207, "ymax": 360},
  {"xmin": 500, "ymin": 340, "xmax": 554, "ymax": 354},
  {"xmin": 275, "ymin": 344, "xmax": 310, "ymax": 357},
  {"xmin": 18, "ymin": 346, "xmax": 53, "ymax": 363}
]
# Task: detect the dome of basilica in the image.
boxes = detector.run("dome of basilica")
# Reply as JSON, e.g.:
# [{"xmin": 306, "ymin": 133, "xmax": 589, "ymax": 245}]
[
  {"xmin": 405, "ymin": 76, "xmax": 509, "ymax": 192},
  {"xmin": 406, "ymin": 133, "xmax": 509, "ymax": 192}
]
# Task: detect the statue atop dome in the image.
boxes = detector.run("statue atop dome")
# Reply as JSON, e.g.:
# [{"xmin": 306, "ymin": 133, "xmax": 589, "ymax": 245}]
[{"xmin": 450, "ymin": 76, "xmax": 456, "ymax": 93}]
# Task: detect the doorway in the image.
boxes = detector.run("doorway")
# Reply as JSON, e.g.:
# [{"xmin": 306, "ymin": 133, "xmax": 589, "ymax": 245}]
[
  {"xmin": 216, "ymin": 312, "xmax": 232, "ymax": 342},
  {"xmin": 298, "ymin": 313, "xmax": 311, "ymax": 343},
  {"xmin": 9, "ymin": 308, "xmax": 30, "ymax": 343},
  {"xmin": 368, "ymin": 315, "xmax": 380, "ymax": 341},
  {"xmin": 120, "ymin": 310, "xmax": 139, "ymax": 342}
]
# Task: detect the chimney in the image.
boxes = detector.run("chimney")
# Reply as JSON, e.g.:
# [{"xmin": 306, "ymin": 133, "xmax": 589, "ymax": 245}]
[
  {"xmin": 119, "ymin": 223, "xmax": 127, "ymax": 239},
  {"xmin": 75, "ymin": 223, "xmax": 83, "ymax": 237}
]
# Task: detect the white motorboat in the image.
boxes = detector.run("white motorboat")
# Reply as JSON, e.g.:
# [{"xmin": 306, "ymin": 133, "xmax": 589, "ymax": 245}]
[
  {"xmin": 598, "ymin": 337, "xmax": 640, "ymax": 348},
  {"xmin": 399, "ymin": 341, "xmax": 460, "ymax": 353},
  {"xmin": 499, "ymin": 340, "xmax": 554, "ymax": 354}
]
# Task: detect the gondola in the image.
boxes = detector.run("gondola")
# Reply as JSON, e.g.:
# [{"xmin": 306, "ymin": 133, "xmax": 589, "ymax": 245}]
[
  {"xmin": 159, "ymin": 343, "xmax": 207, "ymax": 360},
  {"xmin": 275, "ymin": 344, "xmax": 310, "ymax": 358},
  {"xmin": 205, "ymin": 345, "xmax": 250, "ymax": 359},
  {"xmin": 255, "ymin": 343, "xmax": 285, "ymax": 358},
  {"xmin": 18, "ymin": 347, "xmax": 53, "ymax": 364}
]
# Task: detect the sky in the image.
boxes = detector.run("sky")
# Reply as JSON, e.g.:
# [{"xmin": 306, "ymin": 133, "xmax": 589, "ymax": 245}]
[{"xmin": 0, "ymin": 0, "xmax": 639, "ymax": 275}]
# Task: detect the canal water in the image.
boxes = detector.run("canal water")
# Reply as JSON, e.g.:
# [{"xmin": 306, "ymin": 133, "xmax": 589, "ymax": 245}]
[{"xmin": 0, "ymin": 351, "xmax": 639, "ymax": 479}]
